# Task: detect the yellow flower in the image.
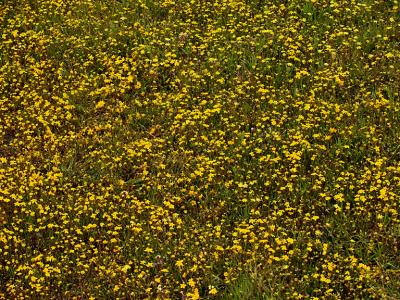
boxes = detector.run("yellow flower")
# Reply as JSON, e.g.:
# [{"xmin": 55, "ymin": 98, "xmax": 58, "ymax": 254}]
[
  {"xmin": 209, "ymin": 286, "xmax": 218, "ymax": 295},
  {"xmin": 175, "ymin": 260, "xmax": 184, "ymax": 268},
  {"xmin": 189, "ymin": 288, "xmax": 200, "ymax": 300},
  {"xmin": 188, "ymin": 278, "xmax": 196, "ymax": 288},
  {"xmin": 121, "ymin": 265, "xmax": 131, "ymax": 273},
  {"xmin": 135, "ymin": 81, "xmax": 142, "ymax": 89},
  {"xmin": 144, "ymin": 247, "xmax": 153, "ymax": 253},
  {"xmin": 95, "ymin": 100, "xmax": 106, "ymax": 109}
]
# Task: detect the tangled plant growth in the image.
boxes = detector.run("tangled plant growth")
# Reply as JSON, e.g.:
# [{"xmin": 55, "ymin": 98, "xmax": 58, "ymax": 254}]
[{"xmin": 0, "ymin": 0, "xmax": 399, "ymax": 298}]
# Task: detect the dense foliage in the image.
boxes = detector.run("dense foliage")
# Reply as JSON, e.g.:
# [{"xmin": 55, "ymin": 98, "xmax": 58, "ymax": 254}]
[{"xmin": 0, "ymin": 0, "xmax": 399, "ymax": 298}]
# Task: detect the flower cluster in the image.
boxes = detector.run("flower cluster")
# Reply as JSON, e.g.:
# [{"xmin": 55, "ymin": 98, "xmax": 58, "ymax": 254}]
[{"xmin": 1, "ymin": 0, "xmax": 399, "ymax": 299}]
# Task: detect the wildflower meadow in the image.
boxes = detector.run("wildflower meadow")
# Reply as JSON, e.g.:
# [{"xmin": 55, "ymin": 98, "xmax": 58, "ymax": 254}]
[{"xmin": 0, "ymin": 0, "xmax": 399, "ymax": 299}]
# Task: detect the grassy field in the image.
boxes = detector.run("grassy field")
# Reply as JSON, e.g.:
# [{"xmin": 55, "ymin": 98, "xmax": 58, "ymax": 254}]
[{"xmin": 0, "ymin": 0, "xmax": 399, "ymax": 299}]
